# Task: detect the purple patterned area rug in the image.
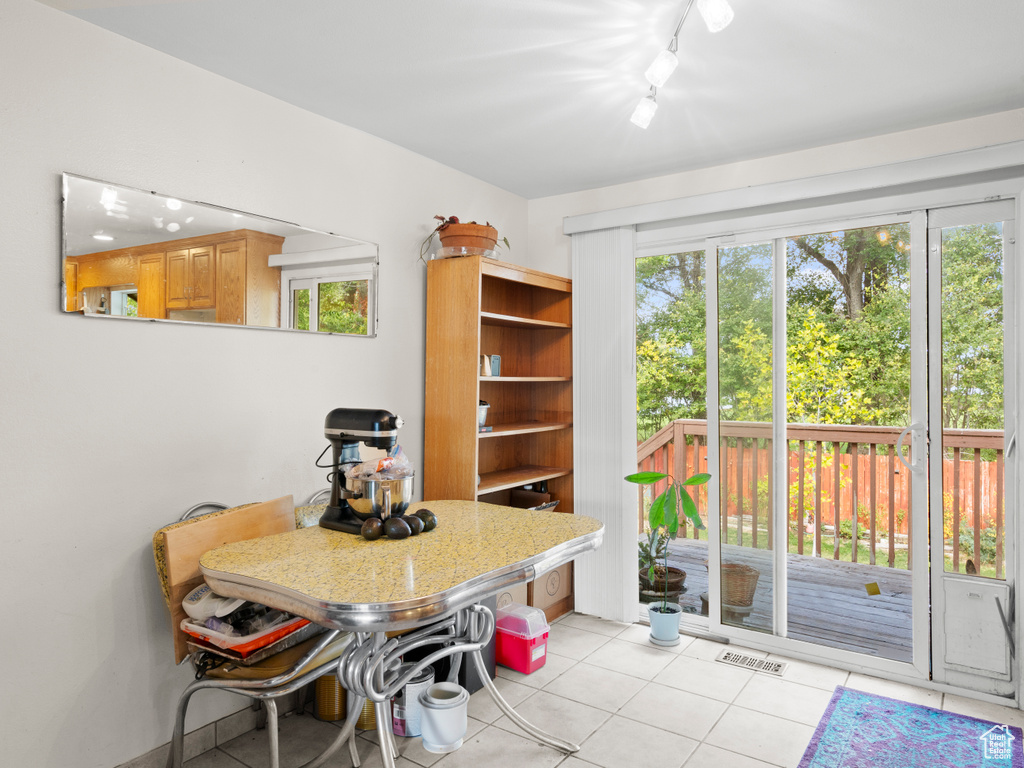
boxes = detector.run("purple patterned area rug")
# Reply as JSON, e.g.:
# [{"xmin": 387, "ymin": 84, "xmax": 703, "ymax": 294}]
[{"xmin": 800, "ymin": 686, "xmax": 1023, "ymax": 768}]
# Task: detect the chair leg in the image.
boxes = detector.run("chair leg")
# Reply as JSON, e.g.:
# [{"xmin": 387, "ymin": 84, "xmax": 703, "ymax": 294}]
[
  {"xmin": 265, "ymin": 698, "xmax": 280, "ymax": 768},
  {"xmin": 255, "ymin": 697, "xmax": 268, "ymax": 730},
  {"xmin": 166, "ymin": 679, "xmax": 203, "ymax": 768}
]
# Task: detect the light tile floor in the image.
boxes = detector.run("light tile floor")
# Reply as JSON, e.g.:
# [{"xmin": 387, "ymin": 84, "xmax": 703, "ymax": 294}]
[{"xmin": 182, "ymin": 613, "xmax": 1024, "ymax": 768}]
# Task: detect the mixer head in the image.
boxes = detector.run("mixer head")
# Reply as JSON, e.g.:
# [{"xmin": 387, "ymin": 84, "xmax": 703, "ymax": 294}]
[{"xmin": 324, "ymin": 407, "xmax": 404, "ymax": 453}]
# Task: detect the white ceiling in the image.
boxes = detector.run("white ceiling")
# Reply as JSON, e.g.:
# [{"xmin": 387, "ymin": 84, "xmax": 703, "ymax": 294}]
[{"xmin": 41, "ymin": 0, "xmax": 1024, "ymax": 199}]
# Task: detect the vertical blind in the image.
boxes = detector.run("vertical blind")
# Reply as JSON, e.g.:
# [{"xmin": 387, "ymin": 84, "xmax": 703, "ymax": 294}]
[{"xmin": 572, "ymin": 226, "xmax": 638, "ymax": 622}]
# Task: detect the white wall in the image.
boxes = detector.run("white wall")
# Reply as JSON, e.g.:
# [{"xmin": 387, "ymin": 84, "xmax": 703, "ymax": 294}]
[
  {"xmin": 525, "ymin": 108, "xmax": 1024, "ymax": 276},
  {"xmin": 0, "ymin": 2, "xmax": 526, "ymax": 766}
]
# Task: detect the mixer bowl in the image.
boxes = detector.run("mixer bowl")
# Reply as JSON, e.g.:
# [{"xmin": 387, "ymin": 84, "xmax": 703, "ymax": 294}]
[{"xmin": 345, "ymin": 474, "xmax": 415, "ymax": 519}]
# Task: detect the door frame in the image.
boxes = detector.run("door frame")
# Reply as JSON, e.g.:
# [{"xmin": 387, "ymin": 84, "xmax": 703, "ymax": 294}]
[
  {"xmin": 927, "ymin": 200, "xmax": 1018, "ymax": 694},
  {"xmin": 633, "ymin": 178, "xmax": 1024, "ymax": 696},
  {"xmin": 701, "ymin": 211, "xmax": 930, "ymax": 681}
]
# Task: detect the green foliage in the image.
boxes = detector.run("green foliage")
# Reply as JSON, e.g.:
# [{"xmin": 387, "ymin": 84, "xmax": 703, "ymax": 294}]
[
  {"xmin": 638, "ymin": 528, "xmax": 668, "ymax": 571},
  {"xmin": 958, "ymin": 522, "xmax": 999, "ymax": 564},
  {"xmin": 317, "ymin": 281, "xmax": 368, "ymax": 335},
  {"xmin": 635, "ymin": 252, "xmax": 708, "ymax": 439},
  {"xmin": 940, "ymin": 224, "xmax": 1004, "ymax": 429},
  {"xmin": 295, "ymin": 288, "xmax": 310, "ymax": 330},
  {"xmin": 636, "ymin": 222, "xmax": 1004, "ymax": 443}
]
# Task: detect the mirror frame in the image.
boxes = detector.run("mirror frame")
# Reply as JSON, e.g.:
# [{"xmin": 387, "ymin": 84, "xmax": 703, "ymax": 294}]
[{"xmin": 60, "ymin": 173, "xmax": 379, "ymax": 337}]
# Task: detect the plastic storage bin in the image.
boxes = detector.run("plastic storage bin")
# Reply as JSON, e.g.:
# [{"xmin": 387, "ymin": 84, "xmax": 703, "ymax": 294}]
[{"xmin": 495, "ymin": 603, "xmax": 549, "ymax": 674}]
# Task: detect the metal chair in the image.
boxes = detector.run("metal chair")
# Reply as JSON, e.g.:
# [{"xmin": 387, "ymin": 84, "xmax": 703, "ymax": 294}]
[{"xmin": 153, "ymin": 495, "xmax": 360, "ymax": 768}]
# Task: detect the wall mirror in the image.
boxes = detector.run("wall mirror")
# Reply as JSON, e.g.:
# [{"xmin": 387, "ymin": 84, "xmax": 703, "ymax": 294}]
[{"xmin": 61, "ymin": 173, "xmax": 378, "ymax": 336}]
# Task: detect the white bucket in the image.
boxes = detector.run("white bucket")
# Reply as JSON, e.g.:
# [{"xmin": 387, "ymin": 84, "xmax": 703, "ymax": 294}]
[{"xmin": 418, "ymin": 682, "xmax": 470, "ymax": 753}]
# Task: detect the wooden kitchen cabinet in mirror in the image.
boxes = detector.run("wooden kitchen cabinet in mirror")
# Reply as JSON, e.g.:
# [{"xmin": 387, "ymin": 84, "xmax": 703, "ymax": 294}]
[{"xmin": 60, "ymin": 174, "xmax": 378, "ymax": 335}]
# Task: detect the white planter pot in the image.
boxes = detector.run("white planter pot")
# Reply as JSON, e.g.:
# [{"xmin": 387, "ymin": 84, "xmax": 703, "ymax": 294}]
[
  {"xmin": 648, "ymin": 601, "xmax": 682, "ymax": 647},
  {"xmin": 418, "ymin": 682, "xmax": 470, "ymax": 753}
]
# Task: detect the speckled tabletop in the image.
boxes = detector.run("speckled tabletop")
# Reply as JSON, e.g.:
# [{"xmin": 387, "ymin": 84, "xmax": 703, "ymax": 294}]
[{"xmin": 200, "ymin": 500, "xmax": 603, "ymax": 631}]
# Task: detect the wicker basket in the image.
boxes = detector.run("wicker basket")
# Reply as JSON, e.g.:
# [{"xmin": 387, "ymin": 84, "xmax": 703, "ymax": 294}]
[{"xmin": 720, "ymin": 564, "xmax": 759, "ymax": 607}]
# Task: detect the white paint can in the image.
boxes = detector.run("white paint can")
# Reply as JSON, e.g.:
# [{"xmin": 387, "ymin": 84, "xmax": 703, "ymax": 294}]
[{"xmin": 392, "ymin": 664, "xmax": 435, "ymax": 737}]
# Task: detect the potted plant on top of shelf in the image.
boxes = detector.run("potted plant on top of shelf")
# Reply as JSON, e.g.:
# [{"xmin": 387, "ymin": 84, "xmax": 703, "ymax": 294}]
[
  {"xmin": 419, "ymin": 215, "xmax": 510, "ymax": 262},
  {"xmin": 626, "ymin": 469, "xmax": 711, "ymax": 646}
]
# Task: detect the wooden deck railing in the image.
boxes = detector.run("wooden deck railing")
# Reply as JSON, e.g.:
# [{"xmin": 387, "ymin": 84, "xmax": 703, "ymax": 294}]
[{"xmin": 636, "ymin": 419, "xmax": 1004, "ymax": 576}]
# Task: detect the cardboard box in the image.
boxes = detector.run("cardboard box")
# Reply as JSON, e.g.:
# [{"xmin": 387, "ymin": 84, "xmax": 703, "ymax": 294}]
[
  {"xmin": 496, "ymin": 582, "xmax": 528, "ymax": 609},
  {"xmin": 529, "ymin": 562, "xmax": 572, "ymax": 610}
]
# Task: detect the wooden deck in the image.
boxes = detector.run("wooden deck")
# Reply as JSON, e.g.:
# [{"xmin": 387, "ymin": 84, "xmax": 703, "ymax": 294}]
[{"xmin": 664, "ymin": 538, "xmax": 914, "ymax": 662}]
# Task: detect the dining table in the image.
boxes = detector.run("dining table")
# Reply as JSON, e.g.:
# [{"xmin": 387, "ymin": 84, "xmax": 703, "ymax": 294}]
[{"xmin": 199, "ymin": 499, "xmax": 604, "ymax": 768}]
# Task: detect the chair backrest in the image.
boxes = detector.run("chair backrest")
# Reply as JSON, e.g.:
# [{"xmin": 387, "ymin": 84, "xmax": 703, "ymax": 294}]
[{"xmin": 153, "ymin": 495, "xmax": 295, "ymax": 663}]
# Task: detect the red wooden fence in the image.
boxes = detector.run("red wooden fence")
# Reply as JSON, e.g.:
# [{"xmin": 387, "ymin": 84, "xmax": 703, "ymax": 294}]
[{"xmin": 636, "ymin": 419, "xmax": 1004, "ymax": 576}]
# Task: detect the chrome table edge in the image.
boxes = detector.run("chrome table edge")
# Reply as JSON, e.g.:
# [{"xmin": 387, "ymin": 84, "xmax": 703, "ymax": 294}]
[{"xmin": 201, "ymin": 526, "xmax": 603, "ymax": 632}]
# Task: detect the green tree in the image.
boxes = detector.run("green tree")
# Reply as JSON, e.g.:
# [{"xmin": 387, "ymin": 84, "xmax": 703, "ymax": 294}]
[
  {"xmin": 317, "ymin": 280, "xmax": 368, "ymax": 335},
  {"xmin": 788, "ymin": 225, "xmax": 909, "ymax": 320},
  {"xmin": 635, "ymin": 252, "xmax": 708, "ymax": 440},
  {"xmin": 939, "ymin": 223, "xmax": 1003, "ymax": 429},
  {"xmin": 635, "ymin": 221, "xmax": 1003, "ymax": 440}
]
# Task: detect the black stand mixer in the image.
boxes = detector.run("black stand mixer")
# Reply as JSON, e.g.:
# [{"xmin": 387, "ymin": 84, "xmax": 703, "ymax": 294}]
[{"xmin": 318, "ymin": 408, "xmax": 409, "ymax": 534}]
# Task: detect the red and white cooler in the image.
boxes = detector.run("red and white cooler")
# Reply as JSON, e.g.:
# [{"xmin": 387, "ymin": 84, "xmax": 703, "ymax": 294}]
[{"xmin": 495, "ymin": 603, "xmax": 549, "ymax": 675}]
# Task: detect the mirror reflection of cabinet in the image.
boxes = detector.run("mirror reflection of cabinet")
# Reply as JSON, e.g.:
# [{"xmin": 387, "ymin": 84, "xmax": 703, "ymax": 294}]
[
  {"xmin": 215, "ymin": 236, "xmax": 286, "ymax": 327},
  {"xmin": 137, "ymin": 254, "xmax": 165, "ymax": 319},
  {"xmin": 166, "ymin": 246, "xmax": 215, "ymax": 310},
  {"xmin": 64, "ymin": 230, "xmax": 285, "ymax": 325},
  {"xmin": 64, "ymin": 262, "xmax": 78, "ymax": 311}
]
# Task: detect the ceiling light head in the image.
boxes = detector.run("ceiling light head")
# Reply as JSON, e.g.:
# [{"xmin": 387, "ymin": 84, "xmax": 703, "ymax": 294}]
[
  {"xmin": 697, "ymin": 0, "xmax": 734, "ymax": 33},
  {"xmin": 645, "ymin": 48, "xmax": 679, "ymax": 88},
  {"xmin": 630, "ymin": 89, "xmax": 658, "ymax": 129},
  {"xmin": 92, "ymin": 233, "xmax": 114, "ymax": 241},
  {"xmin": 100, "ymin": 187, "xmax": 118, "ymax": 210}
]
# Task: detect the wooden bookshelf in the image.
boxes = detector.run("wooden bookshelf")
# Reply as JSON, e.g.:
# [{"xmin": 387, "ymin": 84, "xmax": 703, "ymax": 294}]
[{"xmin": 425, "ymin": 255, "xmax": 574, "ymax": 619}]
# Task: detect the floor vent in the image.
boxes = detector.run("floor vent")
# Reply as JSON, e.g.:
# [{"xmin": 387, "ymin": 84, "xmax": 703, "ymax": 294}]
[{"xmin": 716, "ymin": 650, "xmax": 787, "ymax": 676}]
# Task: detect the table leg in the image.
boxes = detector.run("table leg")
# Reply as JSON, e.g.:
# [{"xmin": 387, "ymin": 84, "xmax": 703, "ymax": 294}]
[
  {"xmin": 298, "ymin": 690, "xmax": 362, "ymax": 768},
  {"xmin": 333, "ymin": 605, "xmax": 579, "ymax": 761},
  {"xmin": 468, "ymin": 644, "xmax": 580, "ymax": 754}
]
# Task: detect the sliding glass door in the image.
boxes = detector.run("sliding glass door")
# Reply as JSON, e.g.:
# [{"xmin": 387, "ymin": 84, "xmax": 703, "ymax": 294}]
[
  {"xmin": 781, "ymin": 220, "xmax": 917, "ymax": 662},
  {"xmin": 705, "ymin": 215, "xmax": 930, "ymax": 676},
  {"xmin": 634, "ymin": 194, "xmax": 1016, "ymax": 692},
  {"xmin": 715, "ymin": 242, "xmax": 775, "ymax": 634},
  {"xmin": 928, "ymin": 200, "xmax": 1016, "ymax": 696}
]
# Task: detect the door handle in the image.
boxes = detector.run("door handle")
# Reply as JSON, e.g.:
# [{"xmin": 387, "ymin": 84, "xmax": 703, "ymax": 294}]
[
  {"xmin": 896, "ymin": 423, "xmax": 926, "ymax": 475},
  {"xmin": 995, "ymin": 593, "xmax": 1015, "ymax": 659},
  {"xmin": 1008, "ymin": 432, "xmax": 1017, "ymax": 457}
]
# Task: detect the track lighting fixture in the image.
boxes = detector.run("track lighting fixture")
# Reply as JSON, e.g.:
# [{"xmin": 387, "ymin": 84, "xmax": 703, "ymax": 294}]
[
  {"xmin": 630, "ymin": 87, "xmax": 658, "ymax": 129},
  {"xmin": 632, "ymin": 0, "xmax": 733, "ymax": 127}
]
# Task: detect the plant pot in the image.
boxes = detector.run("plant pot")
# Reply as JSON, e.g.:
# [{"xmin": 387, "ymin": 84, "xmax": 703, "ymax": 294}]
[
  {"xmin": 648, "ymin": 601, "xmax": 682, "ymax": 647},
  {"xmin": 438, "ymin": 223, "xmax": 498, "ymax": 252},
  {"xmin": 638, "ymin": 566, "xmax": 685, "ymax": 604}
]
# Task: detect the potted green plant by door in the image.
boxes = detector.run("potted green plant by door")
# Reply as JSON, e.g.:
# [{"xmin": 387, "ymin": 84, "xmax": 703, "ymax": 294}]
[{"xmin": 626, "ymin": 469, "xmax": 711, "ymax": 646}]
